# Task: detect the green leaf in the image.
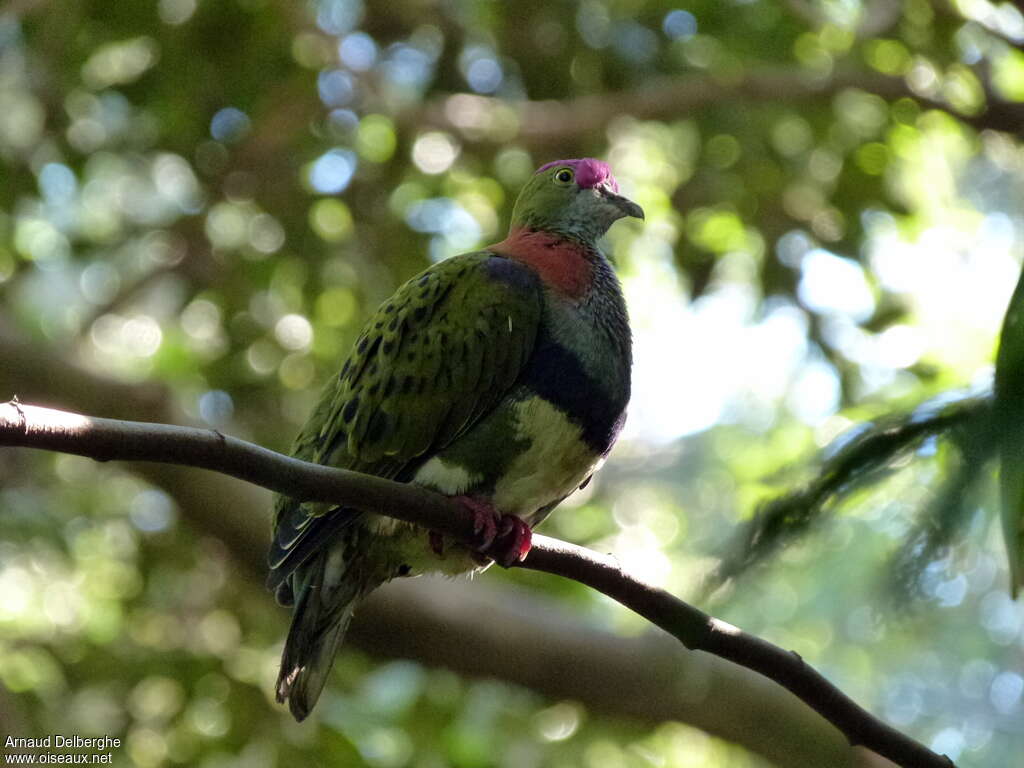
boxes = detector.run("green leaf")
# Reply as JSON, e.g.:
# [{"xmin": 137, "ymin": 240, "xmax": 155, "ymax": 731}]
[{"xmin": 995, "ymin": 266, "xmax": 1024, "ymax": 596}]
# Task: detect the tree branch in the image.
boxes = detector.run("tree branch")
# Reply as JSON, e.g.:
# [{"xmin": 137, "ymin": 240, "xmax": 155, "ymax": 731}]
[
  {"xmin": 0, "ymin": 401, "xmax": 954, "ymax": 768},
  {"xmin": 405, "ymin": 66, "xmax": 1023, "ymax": 147}
]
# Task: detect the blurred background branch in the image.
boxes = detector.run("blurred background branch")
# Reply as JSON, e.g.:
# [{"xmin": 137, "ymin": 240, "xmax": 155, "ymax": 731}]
[
  {"xmin": 408, "ymin": 66, "xmax": 1024, "ymax": 148},
  {"xmin": 3, "ymin": 0, "xmax": 1024, "ymax": 765}
]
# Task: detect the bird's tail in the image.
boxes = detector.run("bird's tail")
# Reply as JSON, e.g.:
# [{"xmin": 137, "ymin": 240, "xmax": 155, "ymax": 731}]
[{"xmin": 275, "ymin": 548, "xmax": 365, "ymax": 721}]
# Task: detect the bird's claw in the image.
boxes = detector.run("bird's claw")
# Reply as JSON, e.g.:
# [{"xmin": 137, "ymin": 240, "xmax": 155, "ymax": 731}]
[
  {"xmin": 430, "ymin": 497, "xmax": 497, "ymax": 561},
  {"xmin": 453, "ymin": 496, "xmax": 499, "ymax": 551},
  {"xmin": 453, "ymin": 496, "xmax": 533, "ymax": 567},
  {"xmin": 493, "ymin": 516, "xmax": 532, "ymax": 567},
  {"xmin": 471, "ymin": 507, "xmax": 498, "ymax": 551}
]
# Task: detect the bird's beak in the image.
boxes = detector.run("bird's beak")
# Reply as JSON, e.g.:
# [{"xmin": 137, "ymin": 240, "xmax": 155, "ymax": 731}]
[{"xmin": 598, "ymin": 186, "xmax": 644, "ymax": 220}]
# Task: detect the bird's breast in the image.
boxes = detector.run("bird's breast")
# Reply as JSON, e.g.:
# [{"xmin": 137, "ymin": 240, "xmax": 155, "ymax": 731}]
[
  {"xmin": 518, "ymin": 313, "xmax": 630, "ymax": 458},
  {"xmin": 489, "ymin": 393, "xmax": 605, "ymax": 522}
]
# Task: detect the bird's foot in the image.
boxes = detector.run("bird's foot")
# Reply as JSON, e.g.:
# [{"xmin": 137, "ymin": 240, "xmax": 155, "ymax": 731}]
[
  {"xmin": 454, "ymin": 496, "xmax": 532, "ymax": 568},
  {"xmin": 492, "ymin": 514, "xmax": 532, "ymax": 567},
  {"xmin": 427, "ymin": 496, "xmax": 495, "ymax": 559},
  {"xmin": 457, "ymin": 496, "xmax": 500, "ymax": 549}
]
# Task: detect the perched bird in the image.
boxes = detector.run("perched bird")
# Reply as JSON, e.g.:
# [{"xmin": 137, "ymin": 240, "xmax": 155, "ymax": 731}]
[{"xmin": 268, "ymin": 158, "xmax": 642, "ymax": 720}]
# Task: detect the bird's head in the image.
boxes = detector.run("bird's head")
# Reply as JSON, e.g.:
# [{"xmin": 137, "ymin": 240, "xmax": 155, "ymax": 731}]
[{"xmin": 509, "ymin": 159, "xmax": 644, "ymax": 244}]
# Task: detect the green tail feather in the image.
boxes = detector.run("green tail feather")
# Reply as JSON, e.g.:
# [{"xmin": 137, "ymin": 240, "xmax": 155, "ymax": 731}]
[
  {"xmin": 275, "ymin": 550, "xmax": 362, "ymax": 721},
  {"xmin": 275, "ymin": 596, "xmax": 354, "ymax": 721}
]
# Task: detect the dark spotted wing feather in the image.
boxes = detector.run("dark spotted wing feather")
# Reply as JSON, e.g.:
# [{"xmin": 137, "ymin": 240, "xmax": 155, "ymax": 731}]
[{"xmin": 268, "ymin": 252, "xmax": 543, "ymax": 588}]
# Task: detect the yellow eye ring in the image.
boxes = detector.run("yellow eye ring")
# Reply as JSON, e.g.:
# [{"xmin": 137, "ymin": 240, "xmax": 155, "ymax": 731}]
[{"xmin": 553, "ymin": 168, "xmax": 574, "ymax": 185}]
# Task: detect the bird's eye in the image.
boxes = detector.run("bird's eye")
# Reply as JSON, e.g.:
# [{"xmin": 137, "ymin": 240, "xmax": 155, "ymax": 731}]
[{"xmin": 554, "ymin": 168, "xmax": 574, "ymax": 185}]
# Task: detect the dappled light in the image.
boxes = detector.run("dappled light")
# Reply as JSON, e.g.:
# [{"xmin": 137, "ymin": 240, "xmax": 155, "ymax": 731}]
[{"xmin": 2, "ymin": 0, "xmax": 1024, "ymax": 766}]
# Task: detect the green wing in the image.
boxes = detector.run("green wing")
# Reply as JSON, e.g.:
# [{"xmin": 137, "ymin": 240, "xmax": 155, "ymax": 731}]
[
  {"xmin": 315, "ymin": 250, "xmax": 541, "ymax": 471},
  {"xmin": 268, "ymin": 252, "xmax": 542, "ymax": 579}
]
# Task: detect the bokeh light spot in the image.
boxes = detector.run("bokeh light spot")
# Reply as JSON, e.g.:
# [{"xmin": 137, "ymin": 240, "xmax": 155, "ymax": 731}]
[
  {"xmin": 209, "ymin": 107, "xmax": 250, "ymax": 143},
  {"xmin": 317, "ymin": 0, "xmax": 363, "ymax": 36},
  {"xmin": 357, "ymin": 115, "xmax": 397, "ymax": 163},
  {"xmin": 130, "ymin": 490, "xmax": 176, "ymax": 533},
  {"xmin": 249, "ymin": 213, "xmax": 286, "ymax": 255},
  {"xmin": 798, "ymin": 249, "xmax": 875, "ymax": 322},
  {"xmin": 275, "ymin": 314, "xmax": 314, "ymax": 351},
  {"xmin": 309, "ymin": 148, "xmax": 357, "ymax": 194},
  {"xmin": 663, "ymin": 10, "xmax": 697, "ymax": 40},
  {"xmin": 38, "ymin": 163, "xmax": 78, "ymax": 203},
  {"xmin": 990, "ymin": 671, "xmax": 1024, "ymax": 714},
  {"xmin": 198, "ymin": 390, "xmax": 234, "ymax": 427},
  {"xmin": 412, "ymin": 131, "xmax": 460, "ymax": 174},
  {"xmin": 309, "ymin": 198, "xmax": 353, "ymax": 241},
  {"xmin": 158, "ymin": 0, "xmax": 196, "ymax": 25},
  {"xmin": 82, "ymin": 37, "xmax": 159, "ymax": 89},
  {"xmin": 468, "ymin": 57, "xmax": 503, "ymax": 93},
  {"xmin": 318, "ymin": 69, "xmax": 355, "ymax": 107},
  {"xmin": 339, "ymin": 31, "xmax": 377, "ymax": 71}
]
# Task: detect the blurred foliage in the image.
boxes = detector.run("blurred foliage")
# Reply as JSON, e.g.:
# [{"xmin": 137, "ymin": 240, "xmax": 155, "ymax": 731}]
[
  {"xmin": 708, "ymin": 389, "xmax": 996, "ymax": 599},
  {"xmin": 3, "ymin": 0, "xmax": 1024, "ymax": 766},
  {"xmin": 995, "ymin": 265, "xmax": 1024, "ymax": 595}
]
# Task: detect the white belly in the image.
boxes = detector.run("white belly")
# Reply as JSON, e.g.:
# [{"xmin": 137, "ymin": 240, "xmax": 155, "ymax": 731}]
[
  {"xmin": 492, "ymin": 396, "xmax": 600, "ymax": 520},
  {"xmin": 411, "ymin": 394, "xmax": 601, "ymax": 522}
]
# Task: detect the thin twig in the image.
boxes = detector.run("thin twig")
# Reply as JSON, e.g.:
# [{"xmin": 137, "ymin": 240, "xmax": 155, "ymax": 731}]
[{"xmin": 0, "ymin": 401, "xmax": 954, "ymax": 768}]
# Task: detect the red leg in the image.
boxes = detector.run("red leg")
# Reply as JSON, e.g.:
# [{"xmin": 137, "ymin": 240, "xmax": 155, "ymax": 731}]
[
  {"xmin": 451, "ymin": 496, "xmax": 533, "ymax": 567},
  {"xmin": 494, "ymin": 515, "xmax": 533, "ymax": 567}
]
